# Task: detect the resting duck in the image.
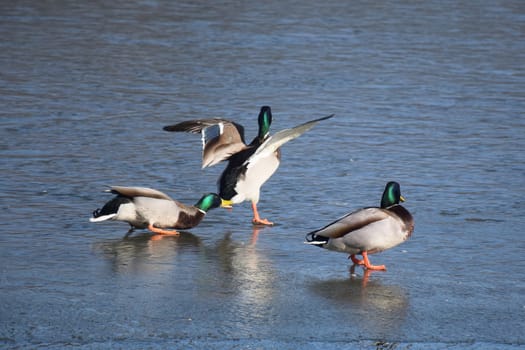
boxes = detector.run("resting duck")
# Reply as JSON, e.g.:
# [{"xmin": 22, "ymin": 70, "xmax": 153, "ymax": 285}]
[
  {"xmin": 164, "ymin": 106, "xmax": 333, "ymax": 225},
  {"xmin": 305, "ymin": 182, "xmax": 414, "ymax": 270},
  {"xmin": 90, "ymin": 186, "xmax": 222, "ymax": 235}
]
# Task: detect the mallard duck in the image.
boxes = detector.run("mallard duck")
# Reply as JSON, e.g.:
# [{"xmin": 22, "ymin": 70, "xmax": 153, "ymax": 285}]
[
  {"xmin": 305, "ymin": 182, "xmax": 414, "ymax": 270},
  {"xmin": 164, "ymin": 106, "xmax": 333, "ymax": 225},
  {"xmin": 90, "ymin": 186, "xmax": 222, "ymax": 235}
]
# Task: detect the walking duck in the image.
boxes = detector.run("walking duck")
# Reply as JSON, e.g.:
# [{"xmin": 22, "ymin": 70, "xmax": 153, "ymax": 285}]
[{"xmin": 305, "ymin": 182, "xmax": 414, "ymax": 270}]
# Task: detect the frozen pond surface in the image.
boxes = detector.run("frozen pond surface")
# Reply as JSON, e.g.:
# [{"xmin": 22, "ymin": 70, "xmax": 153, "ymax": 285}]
[{"xmin": 1, "ymin": 1, "xmax": 524, "ymax": 348}]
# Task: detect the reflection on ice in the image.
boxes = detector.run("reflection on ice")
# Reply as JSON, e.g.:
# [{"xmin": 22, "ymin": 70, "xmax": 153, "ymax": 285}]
[
  {"xmin": 308, "ymin": 269, "xmax": 409, "ymax": 335},
  {"xmin": 92, "ymin": 232, "xmax": 202, "ymax": 275},
  {"xmin": 92, "ymin": 227, "xmax": 278, "ymax": 338},
  {"xmin": 208, "ymin": 227, "xmax": 277, "ymax": 334},
  {"xmin": 92, "ymin": 227, "xmax": 408, "ymax": 340}
]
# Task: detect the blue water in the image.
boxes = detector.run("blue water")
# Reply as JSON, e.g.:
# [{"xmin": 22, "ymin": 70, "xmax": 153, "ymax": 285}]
[{"xmin": 1, "ymin": 1, "xmax": 524, "ymax": 349}]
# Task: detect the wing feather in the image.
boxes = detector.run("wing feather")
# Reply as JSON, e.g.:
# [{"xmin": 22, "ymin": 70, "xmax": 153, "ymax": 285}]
[
  {"xmin": 312, "ymin": 208, "xmax": 391, "ymax": 239},
  {"xmin": 244, "ymin": 114, "xmax": 334, "ymax": 168},
  {"xmin": 163, "ymin": 119, "xmax": 245, "ymax": 143},
  {"xmin": 108, "ymin": 186, "xmax": 174, "ymax": 201},
  {"xmin": 164, "ymin": 118, "xmax": 247, "ymax": 167}
]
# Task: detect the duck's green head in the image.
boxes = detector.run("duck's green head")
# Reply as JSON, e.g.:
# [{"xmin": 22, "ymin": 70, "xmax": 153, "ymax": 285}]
[
  {"xmin": 257, "ymin": 106, "xmax": 272, "ymax": 139},
  {"xmin": 195, "ymin": 193, "xmax": 222, "ymax": 212},
  {"xmin": 380, "ymin": 181, "xmax": 405, "ymax": 208}
]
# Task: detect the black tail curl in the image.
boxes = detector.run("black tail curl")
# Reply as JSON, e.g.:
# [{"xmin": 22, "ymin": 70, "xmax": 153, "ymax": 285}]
[
  {"xmin": 305, "ymin": 231, "xmax": 328, "ymax": 246},
  {"xmin": 92, "ymin": 208, "xmax": 102, "ymax": 218},
  {"xmin": 92, "ymin": 196, "xmax": 131, "ymax": 218}
]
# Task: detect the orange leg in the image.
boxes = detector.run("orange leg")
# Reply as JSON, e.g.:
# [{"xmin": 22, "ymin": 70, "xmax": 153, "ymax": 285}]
[
  {"xmin": 349, "ymin": 254, "xmax": 364, "ymax": 265},
  {"xmin": 251, "ymin": 201, "xmax": 273, "ymax": 226},
  {"xmin": 147, "ymin": 224, "xmax": 180, "ymax": 236},
  {"xmin": 361, "ymin": 251, "xmax": 386, "ymax": 271}
]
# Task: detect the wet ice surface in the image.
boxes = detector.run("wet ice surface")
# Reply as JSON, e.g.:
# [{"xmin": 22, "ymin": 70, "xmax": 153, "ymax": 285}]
[{"xmin": 1, "ymin": 1, "xmax": 525, "ymax": 349}]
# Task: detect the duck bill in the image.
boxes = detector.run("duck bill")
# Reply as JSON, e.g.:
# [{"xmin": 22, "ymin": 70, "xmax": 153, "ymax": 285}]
[
  {"xmin": 221, "ymin": 198, "xmax": 234, "ymax": 209},
  {"xmin": 400, "ymin": 195, "xmax": 406, "ymax": 202}
]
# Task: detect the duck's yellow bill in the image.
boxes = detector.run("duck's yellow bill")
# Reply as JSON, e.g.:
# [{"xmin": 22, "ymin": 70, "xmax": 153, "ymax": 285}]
[
  {"xmin": 221, "ymin": 198, "xmax": 234, "ymax": 208},
  {"xmin": 400, "ymin": 195, "xmax": 406, "ymax": 202}
]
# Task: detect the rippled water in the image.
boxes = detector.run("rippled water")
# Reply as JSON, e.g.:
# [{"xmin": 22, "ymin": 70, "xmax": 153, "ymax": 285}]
[{"xmin": 1, "ymin": 1, "xmax": 524, "ymax": 349}]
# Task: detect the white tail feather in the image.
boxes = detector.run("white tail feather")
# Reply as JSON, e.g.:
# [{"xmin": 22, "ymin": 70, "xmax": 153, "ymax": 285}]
[
  {"xmin": 89, "ymin": 213, "xmax": 117, "ymax": 222},
  {"xmin": 304, "ymin": 240, "xmax": 327, "ymax": 245}
]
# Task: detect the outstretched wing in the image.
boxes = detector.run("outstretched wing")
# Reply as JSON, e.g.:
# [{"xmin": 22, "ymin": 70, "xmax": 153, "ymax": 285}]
[
  {"xmin": 244, "ymin": 114, "xmax": 334, "ymax": 169},
  {"xmin": 107, "ymin": 186, "xmax": 174, "ymax": 201},
  {"xmin": 163, "ymin": 119, "xmax": 247, "ymax": 168}
]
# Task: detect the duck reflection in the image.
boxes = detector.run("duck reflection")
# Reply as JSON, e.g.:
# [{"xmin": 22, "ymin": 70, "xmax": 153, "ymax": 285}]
[
  {"xmin": 214, "ymin": 226, "xmax": 274, "ymax": 297},
  {"xmin": 206, "ymin": 226, "xmax": 276, "ymax": 332},
  {"xmin": 93, "ymin": 226, "xmax": 277, "ymax": 335},
  {"xmin": 308, "ymin": 267, "xmax": 409, "ymax": 334},
  {"xmin": 93, "ymin": 231, "xmax": 202, "ymax": 275}
]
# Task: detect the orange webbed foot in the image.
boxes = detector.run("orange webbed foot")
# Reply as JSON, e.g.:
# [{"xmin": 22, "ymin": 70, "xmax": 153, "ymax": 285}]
[
  {"xmin": 252, "ymin": 217, "xmax": 274, "ymax": 226},
  {"xmin": 147, "ymin": 224, "xmax": 180, "ymax": 236},
  {"xmin": 365, "ymin": 264, "xmax": 386, "ymax": 271},
  {"xmin": 361, "ymin": 251, "xmax": 386, "ymax": 271},
  {"xmin": 251, "ymin": 202, "xmax": 274, "ymax": 226}
]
